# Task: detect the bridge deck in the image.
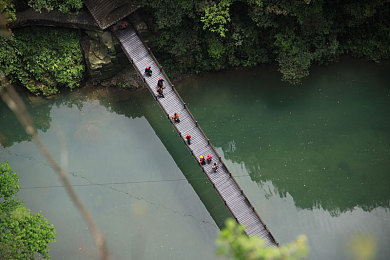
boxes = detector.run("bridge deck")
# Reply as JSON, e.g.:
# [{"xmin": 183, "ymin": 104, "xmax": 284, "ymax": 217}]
[{"xmin": 114, "ymin": 25, "xmax": 277, "ymax": 246}]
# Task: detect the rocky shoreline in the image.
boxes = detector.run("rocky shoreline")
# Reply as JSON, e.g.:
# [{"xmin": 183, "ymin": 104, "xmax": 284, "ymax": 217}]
[{"xmin": 9, "ymin": 8, "xmax": 154, "ymax": 92}]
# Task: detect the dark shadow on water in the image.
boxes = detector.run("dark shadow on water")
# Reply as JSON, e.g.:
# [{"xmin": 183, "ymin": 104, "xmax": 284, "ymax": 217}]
[
  {"xmin": 0, "ymin": 86, "xmax": 52, "ymax": 147},
  {"xmin": 176, "ymin": 58, "xmax": 390, "ymax": 216},
  {"xmin": 0, "ymin": 85, "xmax": 145, "ymax": 147},
  {"xmin": 0, "ymin": 85, "xmax": 232, "ymax": 228}
]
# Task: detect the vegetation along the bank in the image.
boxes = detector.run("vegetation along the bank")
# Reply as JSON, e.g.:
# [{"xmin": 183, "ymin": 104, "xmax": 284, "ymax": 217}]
[
  {"xmin": 0, "ymin": 0, "xmax": 84, "ymax": 95},
  {"xmin": 217, "ymin": 219, "xmax": 308, "ymax": 260},
  {"xmin": 0, "ymin": 161, "xmax": 56, "ymax": 259},
  {"xmin": 140, "ymin": 0, "xmax": 390, "ymax": 83},
  {"xmin": 1, "ymin": 0, "xmax": 389, "ymax": 95},
  {"xmin": 0, "ymin": 27, "xmax": 84, "ymax": 96}
]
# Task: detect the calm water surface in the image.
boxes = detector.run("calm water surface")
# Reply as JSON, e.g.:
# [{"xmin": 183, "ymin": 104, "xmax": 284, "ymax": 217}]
[
  {"xmin": 1, "ymin": 58, "xmax": 389, "ymax": 260},
  {"xmin": 0, "ymin": 88, "xmax": 223, "ymax": 259},
  {"xmin": 176, "ymin": 59, "xmax": 390, "ymax": 260}
]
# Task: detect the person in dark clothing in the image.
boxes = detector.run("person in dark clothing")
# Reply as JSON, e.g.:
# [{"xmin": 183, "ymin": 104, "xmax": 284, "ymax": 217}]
[
  {"xmin": 157, "ymin": 86, "xmax": 165, "ymax": 98},
  {"xmin": 185, "ymin": 134, "xmax": 192, "ymax": 145},
  {"xmin": 157, "ymin": 77, "xmax": 164, "ymax": 88},
  {"xmin": 171, "ymin": 113, "xmax": 180, "ymax": 123},
  {"xmin": 145, "ymin": 66, "xmax": 152, "ymax": 76},
  {"xmin": 212, "ymin": 163, "xmax": 219, "ymax": 172}
]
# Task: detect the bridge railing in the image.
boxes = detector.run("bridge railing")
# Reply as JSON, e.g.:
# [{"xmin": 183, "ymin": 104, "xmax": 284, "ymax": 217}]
[{"xmin": 113, "ymin": 25, "xmax": 278, "ymax": 245}]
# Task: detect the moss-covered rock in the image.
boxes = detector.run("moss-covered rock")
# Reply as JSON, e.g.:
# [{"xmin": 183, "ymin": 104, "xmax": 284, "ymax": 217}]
[{"xmin": 82, "ymin": 30, "xmax": 132, "ymax": 83}]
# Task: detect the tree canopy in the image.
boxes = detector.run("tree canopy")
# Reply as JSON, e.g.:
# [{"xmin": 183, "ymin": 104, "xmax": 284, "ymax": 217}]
[
  {"xmin": 0, "ymin": 26, "xmax": 84, "ymax": 96},
  {"xmin": 217, "ymin": 219, "xmax": 308, "ymax": 260},
  {"xmin": 141, "ymin": 0, "xmax": 389, "ymax": 83},
  {"xmin": 0, "ymin": 161, "xmax": 56, "ymax": 259}
]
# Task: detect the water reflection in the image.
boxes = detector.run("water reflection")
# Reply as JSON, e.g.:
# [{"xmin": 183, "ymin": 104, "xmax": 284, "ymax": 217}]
[
  {"xmin": 177, "ymin": 60, "xmax": 390, "ymax": 215},
  {"xmin": 0, "ymin": 94, "xmax": 51, "ymax": 147},
  {"xmin": 0, "ymin": 86, "xmax": 144, "ymax": 148},
  {"xmin": 0, "ymin": 86, "xmax": 223, "ymax": 259}
]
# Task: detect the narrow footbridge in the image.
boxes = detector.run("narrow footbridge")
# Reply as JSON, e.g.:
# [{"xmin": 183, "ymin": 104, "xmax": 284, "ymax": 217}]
[{"xmin": 114, "ymin": 25, "xmax": 278, "ymax": 246}]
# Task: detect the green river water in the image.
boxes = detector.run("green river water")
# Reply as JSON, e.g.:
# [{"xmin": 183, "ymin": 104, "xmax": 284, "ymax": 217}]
[{"xmin": 0, "ymin": 58, "xmax": 389, "ymax": 259}]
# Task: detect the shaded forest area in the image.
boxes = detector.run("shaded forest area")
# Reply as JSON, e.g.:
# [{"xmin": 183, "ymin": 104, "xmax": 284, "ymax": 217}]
[
  {"xmin": 1, "ymin": 0, "xmax": 389, "ymax": 96},
  {"xmin": 140, "ymin": 0, "xmax": 390, "ymax": 83}
]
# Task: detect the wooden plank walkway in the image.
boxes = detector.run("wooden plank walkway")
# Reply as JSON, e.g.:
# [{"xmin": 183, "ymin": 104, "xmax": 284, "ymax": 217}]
[{"xmin": 114, "ymin": 25, "xmax": 278, "ymax": 247}]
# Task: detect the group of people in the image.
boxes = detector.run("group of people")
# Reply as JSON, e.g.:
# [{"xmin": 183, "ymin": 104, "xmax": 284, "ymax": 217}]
[
  {"xmin": 116, "ymin": 20, "xmax": 129, "ymax": 30},
  {"xmin": 200, "ymin": 154, "xmax": 219, "ymax": 172},
  {"xmin": 144, "ymin": 66, "xmax": 218, "ymax": 173},
  {"xmin": 157, "ymin": 78, "xmax": 166, "ymax": 98},
  {"xmin": 144, "ymin": 66, "xmax": 167, "ymax": 99}
]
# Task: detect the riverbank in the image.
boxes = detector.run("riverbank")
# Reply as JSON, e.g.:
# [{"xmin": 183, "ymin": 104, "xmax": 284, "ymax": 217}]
[{"xmin": 2, "ymin": 1, "xmax": 389, "ymax": 96}]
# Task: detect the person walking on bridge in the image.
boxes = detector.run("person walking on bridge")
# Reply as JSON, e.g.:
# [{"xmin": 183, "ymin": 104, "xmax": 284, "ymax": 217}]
[
  {"xmin": 200, "ymin": 156, "xmax": 206, "ymax": 166},
  {"xmin": 157, "ymin": 78, "xmax": 164, "ymax": 88},
  {"xmin": 212, "ymin": 163, "xmax": 219, "ymax": 172},
  {"xmin": 145, "ymin": 66, "xmax": 152, "ymax": 76},
  {"xmin": 185, "ymin": 134, "xmax": 192, "ymax": 145},
  {"xmin": 119, "ymin": 20, "xmax": 128, "ymax": 29},
  {"xmin": 157, "ymin": 85, "xmax": 166, "ymax": 98},
  {"xmin": 171, "ymin": 113, "xmax": 180, "ymax": 123},
  {"xmin": 206, "ymin": 154, "xmax": 212, "ymax": 164}
]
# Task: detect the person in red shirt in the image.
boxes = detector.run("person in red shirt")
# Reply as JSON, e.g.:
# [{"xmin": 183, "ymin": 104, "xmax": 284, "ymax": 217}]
[
  {"xmin": 185, "ymin": 134, "xmax": 192, "ymax": 145},
  {"xmin": 206, "ymin": 154, "xmax": 212, "ymax": 164}
]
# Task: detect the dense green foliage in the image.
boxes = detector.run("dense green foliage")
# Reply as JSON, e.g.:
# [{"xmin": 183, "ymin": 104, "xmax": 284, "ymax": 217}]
[
  {"xmin": 0, "ymin": 0, "xmax": 16, "ymax": 22},
  {"xmin": 141, "ymin": 0, "xmax": 390, "ymax": 83},
  {"xmin": 0, "ymin": 162, "xmax": 56, "ymax": 259},
  {"xmin": 217, "ymin": 219, "xmax": 308, "ymax": 259},
  {"xmin": 28, "ymin": 0, "xmax": 83, "ymax": 13},
  {"xmin": 0, "ymin": 27, "xmax": 84, "ymax": 96}
]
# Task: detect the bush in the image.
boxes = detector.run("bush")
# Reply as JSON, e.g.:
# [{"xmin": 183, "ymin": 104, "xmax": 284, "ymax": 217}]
[
  {"xmin": 0, "ymin": 161, "xmax": 56, "ymax": 260},
  {"xmin": 0, "ymin": 27, "xmax": 84, "ymax": 96},
  {"xmin": 28, "ymin": 0, "xmax": 83, "ymax": 13},
  {"xmin": 141, "ymin": 0, "xmax": 390, "ymax": 83}
]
